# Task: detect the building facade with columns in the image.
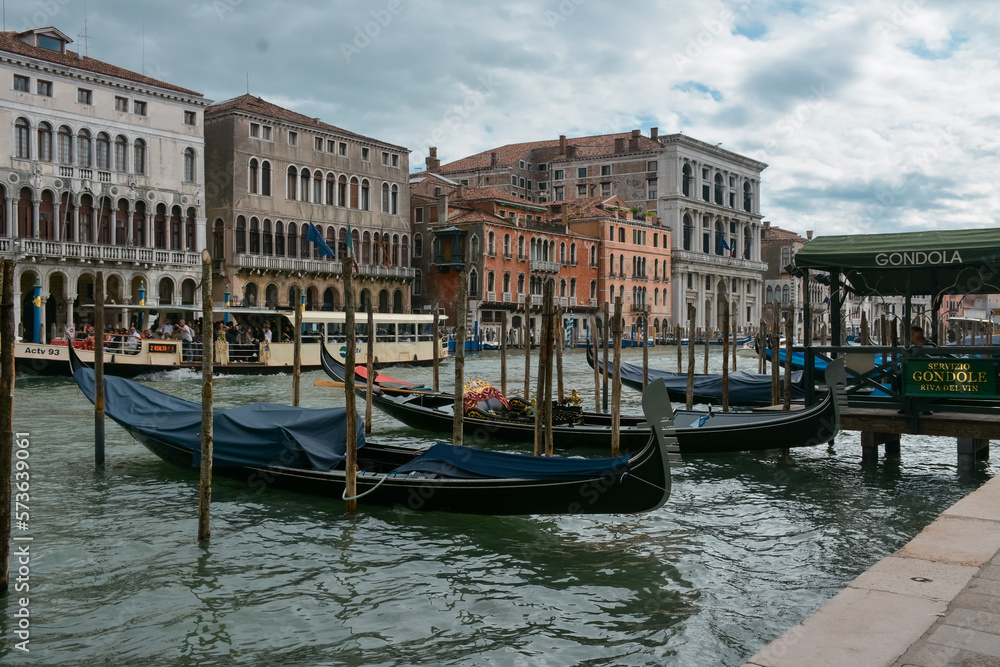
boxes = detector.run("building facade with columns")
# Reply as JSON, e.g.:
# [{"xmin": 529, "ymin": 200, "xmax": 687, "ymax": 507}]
[
  {"xmin": 0, "ymin": 27, "xmax": 209, "ymax": 341},
  {"xmin": 204, "ymin": 95, "xmax": 413, "ymax": 315},
  {"xmin": 425, "ymin": 129, "xmax": 768, "ymax": 331}
]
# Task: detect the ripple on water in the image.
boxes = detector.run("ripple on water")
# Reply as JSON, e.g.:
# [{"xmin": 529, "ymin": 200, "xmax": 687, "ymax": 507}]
[{"xmin": 0, "ymin": 348, "xmax": 993, "ymax": 666}]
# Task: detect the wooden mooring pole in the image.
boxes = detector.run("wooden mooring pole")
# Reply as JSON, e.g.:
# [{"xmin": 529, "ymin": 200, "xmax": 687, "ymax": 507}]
[
  {"xmin": 432, "ymin": 301, "xmax": 440, "ymax": 392},
  {"xmin": 523, "ymin": 308, "xmax": 531, "ymax": 400},
  {"xmin": 556, "ymin": 306, "xmax": 564, "ymax": 403},
  {"xmin": 611, "ymin": 297, "xmax": 623, "ymax": 457},
  {"xmin": 343, "ymin": 263, "xmax": 358, "ymax": 512},
  {"xmin": 783, "ymin": 306, "xmax": 793, "ymax": 411},
  {"xmin": 534, "ymin": 283, "xmax": 551, "ymax": 456},
  {"xmin": 686, "ymin": 304, "xmax": 696, "ymax": 410},
  {"xmin": 453, "ymin": 268, "xmax": 467, "ymax": 447},
  {"xmin": 602, "ymin": 302, "xmax": 610, "ymax": 413},
  {"xmin": 590, "ymin": 313, "xmax": 600, "ymax": 412},
  {"xmin": 642, "ymin": 313, "xmax": 649, "ymax": 390},
  {"xmin": 544, "ymin": 283, "xmax": 555, "ymax": 456},
  {"xmin": 732, "ymin": 312, "xmax": 737, "ymax": 371},
  {"xmin": 703, "ymin": 325, "xmax": 710, "ymax": 375},
  {"xmin": 293, "ymin": 286, "xmax": 302, "ymax": 407},
  {"xmin": 198, "ymin": 250, "xmax": 214, "ymax": 543},
  {"xmin": 500, "ymin": 311, "xmax": 508, "ymax": 399},
  {"xmin": 365, "ymin": 303, "xmax": 374, "ymax": 436},
  {"xmin": 676, "ymin": 324, "xmax": 682, "ymax": 372},
  {"xmin": 1, "ymin": 258, "xmax": 15, "ymax": 593},
  {"xmin": 722, "ymin": 300, "xmax": 730, "ymax": 412},
  {"xmin": 94, "ymin": 271, "xmax": 105, "ymax": 466}
]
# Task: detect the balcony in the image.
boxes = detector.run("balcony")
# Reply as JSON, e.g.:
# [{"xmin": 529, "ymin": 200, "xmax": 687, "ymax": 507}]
[
  {"xmin": 559, "ymin": 296, "xmax": 568, "ymax": 307},
  {"xmin": 503, "ymin": 291, "xmax": 512, "ymax": 302},
  {"xmin": 79, "ymin": 168, "xmax": 93, "ymax": 180},
  {"xmin": 486, "ymin": 291, "xmax": 497, "ymax": 301},
  {"xmin": 503, "ymin": 252, "xmax": 512, "ymax": 260},
  {"xmin": 98, "ymin": 171, "xmax": 112, "ymax": 183},
  {"xmin": 517, "ymin": 294, "xmax": 526, "ymax": 305},
  {"xmin": 671, "ymin": 249, "xmax": 767, "ymax": 273},
  {"xmin": 530, "ymin": 259, "xmax": 560, "ymax": 273},
  {"xmin": 59, "ymin": 166, "xmax": 74, "ymax": 178},
  {"xmin": 12, "ymin": 239, "xmax": 200, "ymax": 267},
  {"xmin": 590, "ymin": 298, "xmax": 598, "ymax": 307},
  {"xmin": 569, "ymin": 296, "xmax": 577, "ymax": 307},
  {"xmin": 530, "ymin": 294, "xmax": 542, "ymax": 306},
  {"xmin": 236, "ymin": 253, "xmax": 343, "ymax": 275}
]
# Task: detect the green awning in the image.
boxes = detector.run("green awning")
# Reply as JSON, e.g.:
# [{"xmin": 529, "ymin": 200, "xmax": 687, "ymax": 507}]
[{"xmin": 795, "ymin": 228, "xmax": 1000, "ymax": 296}]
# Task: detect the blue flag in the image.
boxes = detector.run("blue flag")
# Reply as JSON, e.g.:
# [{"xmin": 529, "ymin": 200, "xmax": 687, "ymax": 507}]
[
  {"xmin": 306, "ymin": 222, "xmax": 335, "ymax": 257},
  {"xmin": 719, "ymin": 236, "xmax": 731, "ymax": 252}
]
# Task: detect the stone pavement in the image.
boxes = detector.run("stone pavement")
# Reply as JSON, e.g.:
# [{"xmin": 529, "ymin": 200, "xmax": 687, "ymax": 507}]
[{"xmin": 742, "ymin": 475, "xmax": 1000, "ymax": 667}]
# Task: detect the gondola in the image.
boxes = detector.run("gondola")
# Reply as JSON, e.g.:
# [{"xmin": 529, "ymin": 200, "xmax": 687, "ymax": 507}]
[
  {"xmin": 586, "ymin": 344, "xmax": 805, "ymax": 406},
  {"xmin": 68, "ymin": 346, "xmax": 672, "ymax": 515},
  {"xmin": 322, "ymin": 344, "xmax": 845, "ymax": 454}
]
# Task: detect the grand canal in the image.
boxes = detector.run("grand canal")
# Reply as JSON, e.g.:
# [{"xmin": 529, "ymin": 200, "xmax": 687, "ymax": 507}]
[{"xmin": 1, "ymin": 346, "xmax": 994, "ymax": 666}]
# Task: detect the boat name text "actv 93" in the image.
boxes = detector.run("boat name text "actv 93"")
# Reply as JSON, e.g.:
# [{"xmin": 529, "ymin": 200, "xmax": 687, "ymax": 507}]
[{"xmin": 874, "ymin": 250, "xmax": 962, "ymax": 267}]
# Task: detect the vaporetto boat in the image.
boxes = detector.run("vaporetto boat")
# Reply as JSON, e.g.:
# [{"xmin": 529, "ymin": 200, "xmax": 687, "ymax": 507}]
[{"xmin": 16, "ymin": 308, "xmax": 448, "ymax": 378}]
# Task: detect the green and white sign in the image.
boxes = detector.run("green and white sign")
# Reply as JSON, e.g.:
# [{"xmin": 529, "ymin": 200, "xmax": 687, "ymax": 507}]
[{"xmin": 902, "ymin": 359, "xmax": 1000, "ymax": 399}]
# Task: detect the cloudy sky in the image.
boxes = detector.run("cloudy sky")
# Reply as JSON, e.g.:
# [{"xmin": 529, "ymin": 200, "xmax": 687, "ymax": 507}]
[{"xmin": 10, "ymin": 0, "xmax": 997, "ymax": 235}]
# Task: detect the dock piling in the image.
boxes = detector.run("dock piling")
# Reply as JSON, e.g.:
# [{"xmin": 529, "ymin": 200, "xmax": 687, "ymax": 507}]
[
  {"xmin": 686, "ymin": 304, "xmax": 696, "ymax": 410},
  {"xmin": 198, "ymin": 250, "xmax": 214, "ymax": 543},
  {"xmin": 94, "ymin": 271, "xmax": 105, "ymax": 467},
  {"xmin": 642, "ymin": 313, "xmax": 649, "ymax": 390},
  {"xmin": 453, "ymin": 268, "xmax": 467, "ymax": 447},
  {"xmin": 432, "ymin": 301, "xmax": 439, "ymax": 392},
  {"xmin": 500, "ymin": 311, "xmax": 508, "ymax": 399},
  {"xmin": 783, "ymin": 306, "xmax": 793, "ymax": 411},
  {"xmin": 343, "ymin": 262, "xmax": 357, "ymax": 512},
  {"xmin": 365, "ymin": 303, "xmax": 374, "ymax": 436},
  {"xmin": 602, "ymin": 302, "xmax": 609, "ymax": 413},
  {"xmin": 722, "ymin": 300, "xmax": 730, "ymax": 412},
  {"xmin": 611, "ymin": 297, "xmax": 623, "ymax": 457},
  {"xmin": 590, "ymin": 314, "xmax": 600, "ymax": 412},
  {"xmin": 1, "ymin": 258, "xmax": 15, "ymax": 593},
  {"xmin": 293, "ymin": 286, "xmax": 302, "ymax": 407}
]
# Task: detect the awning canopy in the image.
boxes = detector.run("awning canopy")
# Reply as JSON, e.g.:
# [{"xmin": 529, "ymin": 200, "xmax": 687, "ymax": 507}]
[{"xmin": 794, "ymin": 228, "xmax": 1000, "ymax": 296}]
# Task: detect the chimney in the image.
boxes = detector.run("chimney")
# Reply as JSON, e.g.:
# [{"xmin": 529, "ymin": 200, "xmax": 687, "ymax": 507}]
[
  {"xmin": 455, "ymin": 183, "xmax": 464, "ymax": 200},
  {"xmin": 425, "ymin": 146, "xmax": 440, "ymax": 172},
  {"xmin": 806, "ymin": 230, "xmax": 813, "ymax": 240},
  {"xmin": 763, "ymin": 220, "xmax": 771, "ymax": 230},
  {"xmin": 629, "ymin": 129, "xmax": 640, "ymax": 151},
  {"xmin": 614, "ymin": 138, "xmax": 625, "ymax": 153},
  {"xmin": 650, "ymin": 127, "xmax": 658, "ymax": 141},
  {"xmin": 559, "ymin": 135, "xmax": 567, "ymax": 155},
  {"xmin": 490, "ymin": 151, "xmax": 499, "ymax": 167},
  {"xmin": 437, "ymin": 192, "xmax": 449, "ymax": 225},
  {"xmin": 566, "ymin": 145, "xmax": 576, "ymax": 159}
]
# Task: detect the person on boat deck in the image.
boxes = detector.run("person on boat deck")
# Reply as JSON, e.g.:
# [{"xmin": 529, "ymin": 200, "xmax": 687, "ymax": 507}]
[
  {"xmin": 910, "ymin": 325, "xmax": 935, "ymax": 348},
  {"xmin": 176, "ymin": 320, "xmax": 194, "ymax": 361},
  {"xmin": 126, "ymin": 326, "xmax": 141, "ymax": 353},
  {"xmin": 262, "ymin": 322, "xmax": 272, "ymax": 343},
  {"xmin": 215, "ymin": 321, "xmax": 227, "ymax": 342},
  {"xmin": 158, "ymin": 320, "xmax": 174, "ymax": 339}
]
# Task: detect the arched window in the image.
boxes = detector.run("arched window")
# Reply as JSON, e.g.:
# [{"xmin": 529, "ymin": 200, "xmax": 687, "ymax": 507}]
[
  {"xmin": 287, "ymin": 222, "xmax": 298, "ymax": 258},
  {"xmin": 470, "ymin": 235, "xmax": 480, "ymax": 261},
  {"xmin": 15, "ymin": 118, "xmax": 30, "ymax": 159},
  {"xmin": 249, "ymin": 158, "xmax": 259, "ymax": 194},
  {"xmin": 390, "ymin": 184, "xmax": 398, "ymax": 214},
  {"xmin": 313, "ymin": 171, "xmax": 323, "ymax": 203},
  {"xmin": 413, "ymin": 269, "xmax": 422, "ymax": 296},
  {"xmin": 682, "ymin": 163, "xmax": 693, "ymax": 197},
  {"xmin": 570, "ymin": 243, "xmax": 577, "ymax": 265},
  {"xmin": 184, "ymin": 148, "xmax": 196, "ymax": 182},
  {"xmin": 261, "ymin": 160, "xmax": 271, "ymax": 196},
  {"xmin": 115, "ymin": 135, "xmax": 128, "ymax": 172},
  {"xmin": 381, "ymin": 182, "xmax": 390, "ymax": 212},
  {"xmin": 153, "ymin": 204, "xmax": 166, "ymax": 248},
  {"xmin": 590, "ymin": 280, "xmax": 597, "ymax": 301},
  {"xmin": 350, "ymin": 177, "xmax": 359, "ymax": 208},
  {"xmin": 518, "ymin": 235, "xmax": 525, "ymax": 259},
  {"xmin": 266, "ymin": 283, "xmax": 278, "ymax": 308},
  {"xmin": 715, "ymin": 221, "xmax": 725, "ymax": 256},
  {"xmin": 503, "ymin": 273, "xmax": 511, "ymax": 293},
  {"xmin": 235, "ymin": 215, "xmax": 246, "ymax": 254},
  {"xmin": 169, "ymin": 206, "xmax": 182, "ymax": 250},
  {"xmin": 37, "ymin": 122, "xmax": 52, "ymax": 161},
  {"xmin": 683, "ymin": 214, "xmax": 693, "ymax": 251},
  {"xmin": 133, "ymin": 139, "xmax": 146, "ymax": 175},
  {"xmin": 77, "ymin": 129, "xmax": 92, "ymax": 167},
  {"xmin": 714, "ymin": 173, "xmax": 725, "ymax": 205},
  {"xmin": 58, "ymin": 125, "xmax": 73, "ymax": 164},
  {"xmin": 590, "ymin": 245, "xmax": 597, "ymax": 267},
  {"xmin": 338, "ymin": 175, "xmax": 348, "ymax": 206},
  {"xmin": 618, "ymin": 227, "xmax": 625, "ymax": 243},
  {"xmin": 325, "ymin": 174, "xmax": 335, "ymax": 205},
  {"xmin": 185, "ymin": 207, "xmax": 196, "ymax": 251},
  {"xmin": 249, "ymin": 217, "xmax": 260, "ymax": 254},
  {"xmin": 560, "ymin": 242, "xmax": 566, "ymax": 263},
  {"xmin": 275, "ymin": 221, "xmax": 285, "ymax": 256},
  {"xmin": 96, "ymin": 132, "xmax": 111, "ymax": 170},
  {"xmin": 570, "ymin": 278, "xmax": 576, "ymax": 297},
  {"xmin": 743, "ymin": 182, "xmax": 753, "ymax": 212},
  {"xmin": 469, "ymin": 269, "xmax": 479, "ymax": 297},
  {"xmin": 780, "ymin": 246, "xmax": 791, "ymax": 270},
  {"xmin": 781, "ymin": 285, "xmax": 790, "ymax": 304},
  {"xmin": 487, "ymin": 271, "xmax": 495, "ymax": 293},
  {"xmin": 300, "ymin": 169, "xmax": 311, "ymax": 202},
  {"xmin": 287, "ymin": 166, "xmax": 298, "ymax": 200},
  {"xmin": 487, "ymin": 231, "xmax": 495, "ymax": 255},
  {"xmin": 765, "ymin": 285, "xmax": 773, "ymax": 303},
  {"xmin": 504, "ymin": 234, "xmax": 511, "ymax": 257},
  {"xmin": 361, "ymin": 179, "xmax": 370, "ymax": 210},
  {"xmin": 262, "ymin": 219, "xmax": 272, "ymax": 255}
]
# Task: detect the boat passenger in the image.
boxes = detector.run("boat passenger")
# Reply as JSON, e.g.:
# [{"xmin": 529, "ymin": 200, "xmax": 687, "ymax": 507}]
[
  {"xmin": 126, "ymin": 326, "xmax": 141, "ymax": 353},
  {"xmin": 910, "ymin": 325, "xmax": 935, "ymax": 348}
]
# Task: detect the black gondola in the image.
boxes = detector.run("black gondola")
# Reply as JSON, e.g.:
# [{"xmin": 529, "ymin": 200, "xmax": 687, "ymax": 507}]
[
  {"xmin": 586, "ymin": 344, "xmax": 805, "ymax": 406},
  {"xmin": 322, "ymin": 344, "xmax": 845, "ymax": 454},
  {"xmin": 69, "ymin": 346, "xmax": 672, "ymax": 515}
]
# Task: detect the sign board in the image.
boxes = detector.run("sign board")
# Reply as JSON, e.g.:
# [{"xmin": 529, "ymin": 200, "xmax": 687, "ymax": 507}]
[
  {"xmin": 148, "ymin": 342, "xmax": 178, "ymax": 354},
  {"xmin": 902, "ymin": 358, "xmax": 1000, "ymax": 399}
]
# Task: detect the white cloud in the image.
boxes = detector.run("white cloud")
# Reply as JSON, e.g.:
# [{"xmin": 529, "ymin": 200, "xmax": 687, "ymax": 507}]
[{"xmin": 16, "ymin": 0, "xmax": 999, "ymax": 236}]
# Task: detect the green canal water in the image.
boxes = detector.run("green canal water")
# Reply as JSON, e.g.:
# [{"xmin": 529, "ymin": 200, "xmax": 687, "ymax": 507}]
[{"xmin": 1, "ymin": 347, "xmax": 994, "ymax": 666}]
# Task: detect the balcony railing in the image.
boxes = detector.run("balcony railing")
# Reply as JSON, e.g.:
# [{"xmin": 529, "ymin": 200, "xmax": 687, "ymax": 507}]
[
  {"xmin": 487, "ymin": 291, "xmax": 497, "ymax": 301},
  {"xmin": 671, "ymin": 249, "xmax": 768, "ymax": 272},
  {"xmin": 59, "ymin": 166, "xmax": 74, "ymax": 178},
  {"xmin": 530, "ymin": 259, "xmax": 560, "ymax": 273},
  {"xmin": 517, "ymin": 294, "xmax": 526, "ymax": 304},
  {"xmin": 530, "ymin": 294, "xmax": 542, "ymax": 306},
  {"xmin": 589, "ymin": 298, "xmax": 598, "ymax": 307},
  {"xmin": 503, "ymin": 291, "xmax": 512, "ymax": 302},
  {"xmin": 79, "ymin": 168, "xmax": 93, "ymax": 180},
  {"xmin": 11, "ymin": 239, "xmax": 200, "ymax": 266},
  {"xmin": 569, "ymin": 296, "xmax": 577, "ymax": 307}
]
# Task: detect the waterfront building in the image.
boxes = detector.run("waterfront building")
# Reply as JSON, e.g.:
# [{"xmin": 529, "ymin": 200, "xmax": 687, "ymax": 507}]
[
  {"xmin": 410, "ymin": 163, "xmax": 600, "ymax": 343},
  {"xmin": 427, "ymin": 129, "xmax": 768, "ymax": 331},
  {"xmin": 0, "ymin": 27, "xmax": 209, "ymax": 341},
  {"xmin": 204, "ymin": 95, "xmax": 413, "ymax": 314},
  {"xmin": 760, "ymin": 222, "xmax": 829, "ymax": 341}
]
